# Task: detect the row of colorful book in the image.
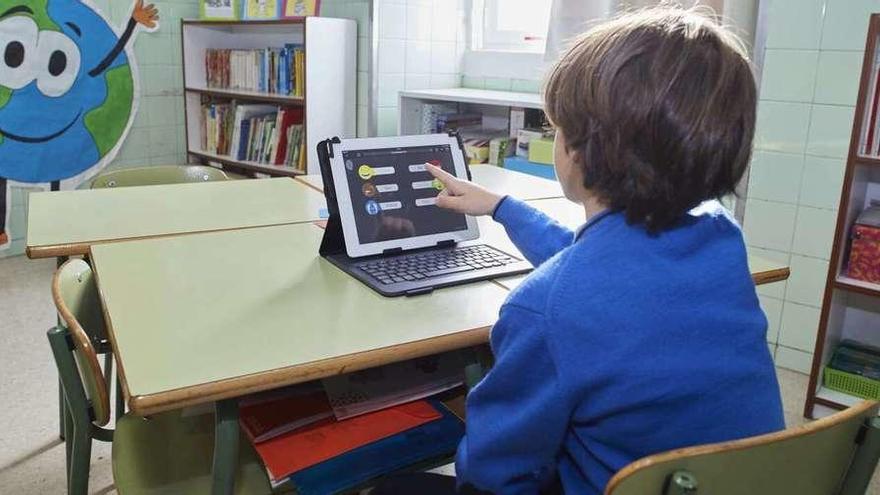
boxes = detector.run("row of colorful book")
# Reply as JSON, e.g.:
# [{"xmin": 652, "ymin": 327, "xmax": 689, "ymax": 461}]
[
  {"xmin": 200, "ymin": 0, "xmax": 320, "ymax": 21},
  {"xmin": 205, "ymin": 46, "xmax": 304, "ymax": 97},
  {"xmin": 201, "ymin": 102, "xmax": 306, "ymax": 171},
  {"xmin": 238, "ymin": 353, "xmax": 466, "ymax": 492}
]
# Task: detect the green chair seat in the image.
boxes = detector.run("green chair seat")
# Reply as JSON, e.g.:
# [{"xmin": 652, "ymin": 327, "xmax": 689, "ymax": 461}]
[{"xmin": 113, "ymin": 409, "xmax": 271, "ymax": 495}]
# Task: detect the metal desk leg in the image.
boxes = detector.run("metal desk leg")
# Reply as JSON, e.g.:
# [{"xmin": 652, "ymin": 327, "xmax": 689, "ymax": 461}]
[{"xmin": 212, "ymin": 398, "xmax": 240, "ymax": 495}]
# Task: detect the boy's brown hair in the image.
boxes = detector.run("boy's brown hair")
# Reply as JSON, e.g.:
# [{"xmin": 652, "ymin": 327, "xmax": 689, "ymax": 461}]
[{"xmin": 544, "ymin": 7, "xmax": 755, "ymax": 232}]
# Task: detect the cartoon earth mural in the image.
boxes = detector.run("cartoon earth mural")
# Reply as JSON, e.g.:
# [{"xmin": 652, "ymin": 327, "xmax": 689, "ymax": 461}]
[{"xmin": 0, "ymin": 0, "xmax": 158, "ymax": 248}]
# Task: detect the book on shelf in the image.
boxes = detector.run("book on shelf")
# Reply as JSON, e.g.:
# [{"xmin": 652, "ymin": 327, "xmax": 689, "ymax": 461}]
[
  {"xmin": 239, "ymin": 385, "xmax": 334, "ymax": 444},
  {"xmin": 253, "ymin": 400, "xmax": 443, "ymax": 484},
  {"xmin": 205, "ymin": 45, "xmax": 304, "ymax": 97},
  {"xmin": 321, "ymin": 352, "xmax": 464, "ymax": 420},
  {"xmin": 201, "ymin": 101, "xmax": 306, "ymax": 171}
]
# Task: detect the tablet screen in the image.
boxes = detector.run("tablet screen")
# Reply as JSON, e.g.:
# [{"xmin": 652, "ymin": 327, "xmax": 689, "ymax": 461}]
[{"xmin": 340, "ymin": 144, "xmax": 469, "ymax": 244}]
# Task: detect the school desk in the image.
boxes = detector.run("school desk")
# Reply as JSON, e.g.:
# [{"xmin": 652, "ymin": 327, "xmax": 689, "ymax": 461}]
[
  {"xmin": 25, "ymin": 177, "xmax": 326, "ymax": 259},
  {"xmin": 90, "ymin": 222, "xmax": 508, "ymax": 494},
  {"xmin": 295, "ymin": 163, "xmax": 566, "ymax": 201}
]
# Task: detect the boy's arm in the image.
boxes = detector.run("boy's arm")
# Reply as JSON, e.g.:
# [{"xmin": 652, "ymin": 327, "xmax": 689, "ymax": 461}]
[
  {"xmin": 456, "ymin": 303, "xmax": 570, "ymax": 494},
  {"xmin": 493, "ymin": 196, "xmax": 575, "ymax": 266}
]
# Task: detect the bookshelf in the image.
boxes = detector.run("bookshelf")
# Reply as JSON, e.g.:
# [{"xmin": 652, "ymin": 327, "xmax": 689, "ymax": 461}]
[
  {"xmin": 804, "ymin": 14, "xmax": 880, "ymax": 419},
  {"xmin": 181, "ymin": 17, "xmax": 356, "ymax": 177}
]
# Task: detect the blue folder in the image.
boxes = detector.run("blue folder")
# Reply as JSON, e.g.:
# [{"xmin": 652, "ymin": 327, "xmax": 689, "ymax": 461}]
[{"xmin": 289, "ymin": 400, "xmax": 464, "ymax": 495}]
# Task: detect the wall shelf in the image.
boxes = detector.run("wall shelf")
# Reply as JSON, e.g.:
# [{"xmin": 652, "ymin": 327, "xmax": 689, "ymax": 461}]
[
  {"xmin": 184, "ymin": 87, "xmax": 305, "ymax": 105},
  {"xmin": 834, "ymin": 275, "xmax": 880, "ymax": 298},
  {"xmin": 187, "ymin": 150, "xmax": 304, "ymax": 177},
  {"xmin": 854, "ymin": 156, "xmax": 880, "ymax": 167}
]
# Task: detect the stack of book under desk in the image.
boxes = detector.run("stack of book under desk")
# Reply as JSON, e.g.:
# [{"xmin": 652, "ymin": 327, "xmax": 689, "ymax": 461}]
[{"xmin": 239, "ymin": 352, "xmax": 467, "ymax": 493}]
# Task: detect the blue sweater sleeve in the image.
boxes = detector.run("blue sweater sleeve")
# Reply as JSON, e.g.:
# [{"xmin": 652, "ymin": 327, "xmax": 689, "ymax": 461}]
[
  {"xmin": 493, "ymin": 196, "xmax": 575, "ymax": 266},
  {"xmin": 456, "ymin": 303, "xmax": 570, "ymax": 493}
]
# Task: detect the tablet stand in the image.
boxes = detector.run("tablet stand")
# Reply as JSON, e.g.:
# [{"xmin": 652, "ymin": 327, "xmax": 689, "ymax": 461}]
[{"xmin": 317, "ymin": 137, "xmax": 345, "ymax": 257}]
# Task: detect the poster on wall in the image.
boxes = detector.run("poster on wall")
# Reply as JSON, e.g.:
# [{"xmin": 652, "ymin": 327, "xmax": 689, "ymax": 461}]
[{"xmin": 0, "ymin": 0, "xmax": 159, "ymax": 250}]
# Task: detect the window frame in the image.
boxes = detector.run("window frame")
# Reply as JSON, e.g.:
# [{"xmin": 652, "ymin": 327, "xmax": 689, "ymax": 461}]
[{"xmin": 471, "ymin": 0, "xmax": 551, "ymax": 54}]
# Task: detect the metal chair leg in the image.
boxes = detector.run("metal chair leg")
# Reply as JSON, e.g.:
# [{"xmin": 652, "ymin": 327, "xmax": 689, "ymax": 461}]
[
  {"xmin": 68, "ymin": 423, "xmax": 92, "ymax": 495},
  {"xmin": 103, "ymin": 353, "xmax": 112, "ymax": 393},
  {"xmin": 59, "ymin": 379, "xmax": 66, "ymax": 441},
  {"xmin": 64, "ymin": 398, "xmax": 73, "ymax": 483},
  {"xmin": 115, "ymin": 371, "xmax": 125, "ymax": 422},
  {"xmin": 211, "ymin": 398, "xmax": 240, "ymax": 495},
  {"xmin": 56, "ymin": 255, "xmax": 69, "ymax": 441}
]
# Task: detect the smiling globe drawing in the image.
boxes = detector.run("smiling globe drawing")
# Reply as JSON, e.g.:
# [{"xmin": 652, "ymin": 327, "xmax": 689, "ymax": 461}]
[{"xmin": 0, "ymin": 0, "xmax": 157, "ymax": 247}]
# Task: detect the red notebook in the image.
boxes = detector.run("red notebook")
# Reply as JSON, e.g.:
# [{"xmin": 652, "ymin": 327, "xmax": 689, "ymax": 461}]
[
  {"xmin": 254, "ymin": 400, "xmax": 441, "ymax": 480},
  {"xmin": 240, "ymin": 389, "xmax": 333, "ymax": 443}
]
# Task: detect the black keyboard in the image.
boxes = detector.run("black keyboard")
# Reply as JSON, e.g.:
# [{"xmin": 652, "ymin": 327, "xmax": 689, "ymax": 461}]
[{"xmin": 355, "ymin": 245, "xmax": 519, "ymax": 285}]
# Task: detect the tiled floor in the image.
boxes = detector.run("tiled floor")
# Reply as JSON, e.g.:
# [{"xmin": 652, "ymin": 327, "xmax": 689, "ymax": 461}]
[{"xmin": 0, "ymin": 254, "xmax": 877, "ymax": 494}]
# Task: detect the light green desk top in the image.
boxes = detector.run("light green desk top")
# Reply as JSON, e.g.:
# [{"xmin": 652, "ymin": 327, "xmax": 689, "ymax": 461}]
[
  {"xmin": 26, "ymin": 178, "xmax": 326, "ymax": 258},
  {"xmin": 296, "ymin": 164, "xmax": 564, "ymax": 201},
  {"xmin": 91, "ymin": 223, "xmax": 509, "ymax": 416}
]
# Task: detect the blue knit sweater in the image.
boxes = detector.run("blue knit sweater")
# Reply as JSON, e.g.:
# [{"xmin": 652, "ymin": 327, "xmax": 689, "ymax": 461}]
[{"xmin": 455, "ymin": 197, "xmax": 784, "ymax": 494}]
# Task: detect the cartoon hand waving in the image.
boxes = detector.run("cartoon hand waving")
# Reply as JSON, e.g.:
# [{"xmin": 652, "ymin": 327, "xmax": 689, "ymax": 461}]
[{"xmin": 133, "ymin": 0, "xmax": 159, "ymax": 29}]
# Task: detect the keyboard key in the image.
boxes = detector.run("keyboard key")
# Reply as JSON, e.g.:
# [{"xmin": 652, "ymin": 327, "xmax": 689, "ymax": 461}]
[{"xmin": 424, "ymin": 265, "xmax": 475, "ymax": 277}]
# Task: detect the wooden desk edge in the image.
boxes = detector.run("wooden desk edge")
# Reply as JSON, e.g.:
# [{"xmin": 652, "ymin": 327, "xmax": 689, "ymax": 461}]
[
  {"xmin": 90, "ymin": 247, "xmax": 136, "ymax": 416},
  {"xmin": 26, "ymin": 220, "xmax": 324, "ymax": 259},
  {"xmin": 751, "ymin": 267, "xmax": 790, "ymax": 286},
  {"xmin": 294, "ymin": 176, "xmax": 325, "ymax": 193},
  {"xmin": 126, "ymin": 325, "xmax": 492, "ymax": 417}
]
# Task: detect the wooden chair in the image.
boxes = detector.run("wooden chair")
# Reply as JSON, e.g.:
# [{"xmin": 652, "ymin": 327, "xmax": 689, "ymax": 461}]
[
  {"xmin": 89, "ymin": 165, "xmax": 228, "ymax": 188},
  {"xmin": 605, "ymin": 400, "xmax": 880, "ymax": 495},
  {"xmin": 50, "ymin": 259, "xmax": 270, "ymax": 494}
]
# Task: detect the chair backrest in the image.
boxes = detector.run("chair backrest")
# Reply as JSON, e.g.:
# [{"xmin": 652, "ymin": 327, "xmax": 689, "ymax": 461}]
[
  {"xmin": 605, "ymin": 400, "xmax": 880, "ymax": 495},
  {"xmin": 52, "ymin": 259, "xmax": 111, "ymax": 426},
  {"xmin": 89, "ymin": 165, "xmax": 228, "ymax": 188}
]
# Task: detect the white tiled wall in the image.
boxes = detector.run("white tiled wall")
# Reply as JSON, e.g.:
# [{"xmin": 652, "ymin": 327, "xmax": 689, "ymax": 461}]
[
  {"xmin": 1, "ymin": 0, "xmax": 195, "ymax": 258},
  {"xmin": 374, "ymin": 0, "xmax": 467, "ymax": 136},
  {"xmin": 321, "ymin": 0, "xmax": 373, "ymax": 136},
  {"xmin": 746, "ymin": 0, "xmax": 879, "ymax": 373}
]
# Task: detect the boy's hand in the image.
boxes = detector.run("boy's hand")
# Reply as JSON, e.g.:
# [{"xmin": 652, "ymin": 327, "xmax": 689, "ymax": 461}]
[{"xmin": 426, "ymin": 164, "xmax": 503, "ymax": 216}]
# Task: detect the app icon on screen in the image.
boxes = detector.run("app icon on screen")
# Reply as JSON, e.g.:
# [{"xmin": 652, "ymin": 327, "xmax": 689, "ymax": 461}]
[
  {"xmin": 362, "ymin": 183, "xmax": 378, "ymax": 197},
  {"xmin": 358, "ymin": 165, "xmax": 375, "ymax": 180},
  {"xmin": 365, "ymin": 200, "xmax": 380, "ymax": 215}
]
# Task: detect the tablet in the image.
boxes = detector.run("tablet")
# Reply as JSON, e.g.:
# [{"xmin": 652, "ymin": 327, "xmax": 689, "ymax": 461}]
[{"xmin": 328, "ymin": 134, "xmax": 480, "ymax": 258}]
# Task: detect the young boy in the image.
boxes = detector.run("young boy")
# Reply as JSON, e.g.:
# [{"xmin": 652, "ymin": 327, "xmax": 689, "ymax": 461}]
[{"xmin": 375, "ymin": 7, "xmax": 784, "ymax": 495}]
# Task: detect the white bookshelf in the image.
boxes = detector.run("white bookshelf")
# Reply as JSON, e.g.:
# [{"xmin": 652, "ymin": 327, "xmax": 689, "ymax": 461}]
[
  {"xmin": 181, "ymin": 17, "xmax": 357, "ymax": 176},
  {"xmin": 398, "ymin": 88, "xmax": 542, "ymax": 136}
]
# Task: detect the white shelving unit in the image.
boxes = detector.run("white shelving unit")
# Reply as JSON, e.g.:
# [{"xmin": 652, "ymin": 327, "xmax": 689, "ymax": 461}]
[
  {"xmin": 397, "ymin": 88, "xmax": 542, "ymax": 136},
  {"xmin": 182, "ymin": 17, "xmax": 357, "ymax": 176}
]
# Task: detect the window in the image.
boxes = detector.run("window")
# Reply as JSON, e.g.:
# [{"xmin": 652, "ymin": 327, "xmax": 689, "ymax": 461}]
[{"xmin": 472, "ymin": 0, "xmax": 553, "ymax": 54}]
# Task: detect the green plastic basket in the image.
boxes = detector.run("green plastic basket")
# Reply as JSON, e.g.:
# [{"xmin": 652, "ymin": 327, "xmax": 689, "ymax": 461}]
[{"xmin": 824, "ymin": 366, "xmax": 880, "ymax": 400}]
